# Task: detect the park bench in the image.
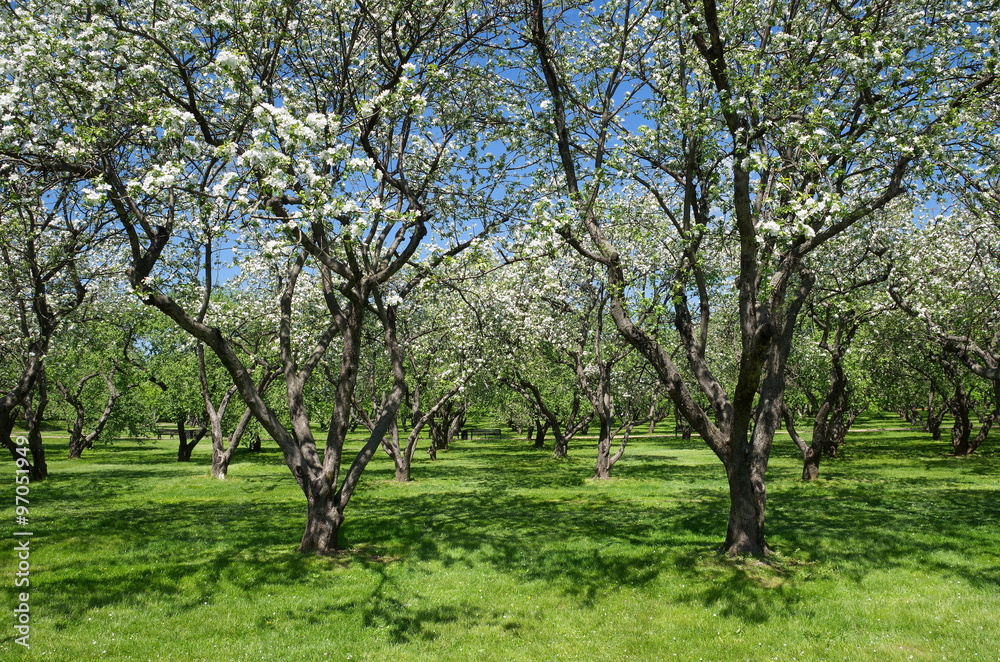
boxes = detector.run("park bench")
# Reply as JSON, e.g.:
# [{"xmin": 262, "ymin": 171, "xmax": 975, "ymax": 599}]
[
  {"xmin": 460, "ymin": 428, "xmax": 502, "ymax": 440},
  {"xmin": 156, "ymin": 428, "xmax": 181, "ymax": 439}
]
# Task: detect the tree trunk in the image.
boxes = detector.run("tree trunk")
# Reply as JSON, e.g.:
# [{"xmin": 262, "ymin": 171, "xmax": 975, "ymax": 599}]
[
  {"xmin": 22, "ymin": 368, "xmax": 49, "ymax": 481},
  {"xmin": 176, "ymin": 417, "xmax": 207, "ymax": 462},
  {"xmin": 445, "ymin": 405, "xmax": 465, "ymax": 446},
  {"xmin": 802, "ymin": 322, "xmax": 854, "ymax": 477},
  {"xmin": 380, "ymin": 422, "xmax": 410, "ymax": 482},
  {"xmin": 212, "ymin": 406, "xmax": 253, "ymax": 479},
  {"xmin": 552, "ymin": 428, "xmax": 568, "ymax": 459},
  {"xmin": 949, "ymin": 386, "xmax": 973, "ymax": 456},
  {"xmin": 66, "ymin": 373, "xmax": 122, "ymax": 460},
  {"xmin": 67, "ymin": 408, "xmax": 87, "ymax": 460},
  {"xmin": 722, "ymin": 446, "xmax": 768, "ymax": 557},
  {"xmin": 801, "ymin": 446, "xmax": 820, "ymax": 481},
  {"xmin": 927, "ymin": 403, "xmax": 946, "ymax": 441},
  {"xmin": 969, "ymin": 412, "xmax": 995, "ymax": 454},
  {"xmin": 533, "ymin": 421, "xmax": 548, "ymax": 448},
  {"xmin": 593, "ymin": 417, "xmax": 628, "ymax": 480},
  {"xmin": 966, "ymin": 381, "xmax": 999, "ymax": 454},
  {"xmin": 298, "ymin": 480, "xmax": 344, "ymax": 555},
  {"xmin": 593, "ymin": 413, "xmax": 613, "ymax": 479}
]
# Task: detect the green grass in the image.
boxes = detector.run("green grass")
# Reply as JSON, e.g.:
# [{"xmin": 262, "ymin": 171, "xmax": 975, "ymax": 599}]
[{"xmin": 2, "ymin": 417, "xmax": 999, "ymax": 661}]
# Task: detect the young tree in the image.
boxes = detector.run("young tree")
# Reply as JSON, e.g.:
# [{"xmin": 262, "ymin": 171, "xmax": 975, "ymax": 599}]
[
  {"xmin": 782, "ymin": 217, "xmax": 895, "ymax": 479},
  {"xmin": 0, "ymin": 171, "xmax": 98, "ymax": 479}
]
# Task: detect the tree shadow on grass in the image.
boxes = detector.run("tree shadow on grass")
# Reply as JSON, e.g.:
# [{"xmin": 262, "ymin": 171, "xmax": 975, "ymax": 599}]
[
  {"xmin": 332, "ymin": 563, "xmax": 522, "ymax": 645},
  {"xmin": 20, "ymin": 431, "xmax": 1000, "ymax": 639},
  {"xmin": 769, "ymin": 480, "xmax": 1000, "ymax": 591}
]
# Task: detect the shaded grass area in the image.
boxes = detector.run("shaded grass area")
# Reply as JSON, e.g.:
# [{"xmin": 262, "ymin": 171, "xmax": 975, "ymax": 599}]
[{"xmin": 1, "ymin": 419, "xmax": 998, "ymax": 661}]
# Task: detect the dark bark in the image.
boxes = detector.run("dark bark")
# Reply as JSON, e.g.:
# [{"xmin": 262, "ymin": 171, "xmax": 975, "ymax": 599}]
[
  {"xmin": 507, "ymin": 376, "xmax": 591, "ymax": 459},
  {"xmin": 297, "ymin": 303, "xmax": 408, "ymax": 554},
  {"xmin": 593, "ymin": 417, "xmax": 630, "ymax": 480},
  {"xmin": 948, "ymin": 382, "xmax": 973, "ymax": 456},
  {"xmin": 926, "ymin": 389, "xmax": 947, "ymax": 441},
  {"xmin": 783, "ymin": 404, "xmax": 818, "ymax": 481},
  {"xmin": 61, "ymin": 372, "xmax": 124, "ymax": 460},
  {"xmin": 298, "ymin": 489, "xmax": 344, "ymax": 555},
  {"xmin": 176, "ymin": 416, "xmax": 208, "ymax": 462},
  {"xmin": 382, "ymin": 382, "xmax": 463, "ymax": 482},
  {"xmin": 21, "ymin": 366, "xmax": 49, "ymax": 481},
  {"xmin": 798, "ymin": 306, "xmax": 861, "ymax": 479},
  {"xmin": 952, "ymin": 380, "xmax": 998, "ymax": 456},
  {"xmin": 533, "ymin": 421, "xmax": 548, "ymax": 448}
]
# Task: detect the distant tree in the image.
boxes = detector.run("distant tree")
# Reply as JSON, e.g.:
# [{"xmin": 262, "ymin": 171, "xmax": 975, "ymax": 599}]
[{"xmin": 0, "ymin": 172, "xmax": 98, "ymax": 479}]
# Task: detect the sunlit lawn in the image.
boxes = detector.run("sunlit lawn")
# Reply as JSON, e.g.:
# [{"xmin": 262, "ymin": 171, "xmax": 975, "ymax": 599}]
[{"xmin": 2, "ymin": 414, "xmax": 999, "ymax": 661}]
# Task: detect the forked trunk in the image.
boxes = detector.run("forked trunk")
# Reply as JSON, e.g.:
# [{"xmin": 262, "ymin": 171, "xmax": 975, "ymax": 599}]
[
  {"xmin": 176, "ymin": 417, "xmax": 207, "ymax": 462},
  {"xmin": 782, "ymin": 405, "xmax": 819, "ymax": 481},
  {"xmin": 593, "ymin": 416, "xmax": 628, "ymax": 480},
  {"xmin": 552, "ymin": 429, "xmax": 568, "ymax": 459},
  {"xmin": 66, "ymin": 390, "xmax": 89, "ymax": 459},
  {"xmin": 68, "ymin": 435, "xmax": 86, "ymax": 460},
  {"xmin": 380, "ymin": 422, "xmax": 411, "ymax": 482},
  {"xmin": 212, "ymin": 407, "xmax": 254, "ymax": 479},
  {"xmin": 298, "ymin": 483, "xmax": 344, "ymax": 555}
]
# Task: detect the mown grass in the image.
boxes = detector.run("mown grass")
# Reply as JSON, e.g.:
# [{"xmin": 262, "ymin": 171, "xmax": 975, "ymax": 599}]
[{"xmin": 2, "ymin": 415, "xmax": 999, "ymax": 661}]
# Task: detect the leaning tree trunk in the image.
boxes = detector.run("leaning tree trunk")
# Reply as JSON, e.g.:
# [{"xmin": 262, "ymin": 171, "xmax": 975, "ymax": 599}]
[{"xmin": 968, "ymin": 412, "xmax": 996, "ymax": 455}]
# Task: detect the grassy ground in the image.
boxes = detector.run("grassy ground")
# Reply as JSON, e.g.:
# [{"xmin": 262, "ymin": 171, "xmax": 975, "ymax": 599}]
[{"xmin": 2, "ymin": 414, "xmax": 998, "ymax": 661}]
